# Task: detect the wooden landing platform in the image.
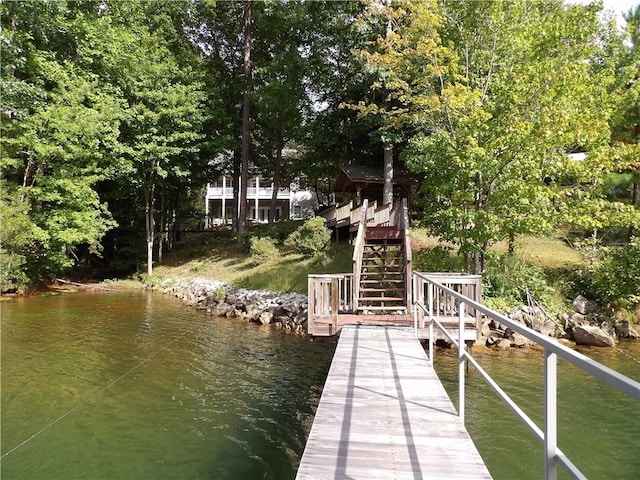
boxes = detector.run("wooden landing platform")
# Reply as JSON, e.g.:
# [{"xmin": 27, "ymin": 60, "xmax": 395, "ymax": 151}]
[{"xmin": 296, "ymin": 326, "xmax": 492, "ymax": 480}]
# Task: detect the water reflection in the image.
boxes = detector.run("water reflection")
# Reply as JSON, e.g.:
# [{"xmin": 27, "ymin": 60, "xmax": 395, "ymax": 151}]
[
  {"xmin": 1, "ymin": 291, "xmax": 335, "ymax": 480},
  {"xmin": 432, "ymin": 342, "xmax": 640, "ymax": 480}
]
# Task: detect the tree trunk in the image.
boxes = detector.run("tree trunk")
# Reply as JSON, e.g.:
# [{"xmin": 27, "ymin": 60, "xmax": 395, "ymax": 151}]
[
  {"xmin": 145, "ymin": 185, "xmax": 155, "ymax": 276},
  {"xmin": 508, "ymin": 232, "xmax": 516, "ymax": 254},
  {"xmin": 383, "ymin": 146, "xmax": 393, "ymax": 206},
  {"xmin": 238, "ymin": 0, "xmax": 252, "ymax": 239},
  {"xmin": 232, "ymin": 150, "xmax": 240, "ymax": 236},
  {"xmin": 269, "ymin": 122, "xmax": 285, "ymax": 225},
  {"xmin": 630, "ymin": 180, "xmax": 639, "ymax": 241},
  {"xmin": 158, "ymin": 191, "xmax": 165, "ymax": 264}
]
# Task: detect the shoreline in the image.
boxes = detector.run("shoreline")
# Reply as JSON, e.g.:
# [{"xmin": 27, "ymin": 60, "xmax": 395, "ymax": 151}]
[{"xmin": 6, "ymin": 276, "xmax": 638, "ymax": 349}]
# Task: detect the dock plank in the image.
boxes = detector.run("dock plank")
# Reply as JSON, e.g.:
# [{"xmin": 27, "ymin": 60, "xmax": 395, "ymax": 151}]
[{"xmin": 296, "ymin": 325, "xmax": 492, "ymax": 480}]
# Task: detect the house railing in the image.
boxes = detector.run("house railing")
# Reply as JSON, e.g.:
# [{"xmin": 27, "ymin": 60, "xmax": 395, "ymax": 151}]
[
  {"xmin": 412, "ymin": 271, "xmax": 640, "ymax": 480},
  {"xmin": 206, "ymin": 186, "xmax": 290, "ymax": 199}
]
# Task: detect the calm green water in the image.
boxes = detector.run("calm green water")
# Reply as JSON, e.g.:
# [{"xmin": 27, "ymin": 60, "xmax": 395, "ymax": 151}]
[
  {"xmin": 2, "ymin": 291, "xmax": 638, "ymax": 479},
  {"xmin": 1, "ymin": 291, "xmax": 335, "ymax": 479},
  {"xmin": 433, "ymin": 342, "xmax": 640, "ymax": 479}
]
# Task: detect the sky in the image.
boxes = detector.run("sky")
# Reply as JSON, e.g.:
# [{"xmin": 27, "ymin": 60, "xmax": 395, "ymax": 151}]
[{"xmin": 573, "ymin": 0, "xmax": 639, "ymax": 25}]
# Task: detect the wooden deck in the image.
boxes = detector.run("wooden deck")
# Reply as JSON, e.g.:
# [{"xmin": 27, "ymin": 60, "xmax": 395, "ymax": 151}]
[{"xmin": 296, "ymin": 326, "xmax": 492, "ymax": 479}]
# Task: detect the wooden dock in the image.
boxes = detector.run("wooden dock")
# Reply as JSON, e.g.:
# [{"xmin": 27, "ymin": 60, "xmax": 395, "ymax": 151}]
[{"xmin": 296, "ymin": 325, "xmax": 492, "ymax": 480}]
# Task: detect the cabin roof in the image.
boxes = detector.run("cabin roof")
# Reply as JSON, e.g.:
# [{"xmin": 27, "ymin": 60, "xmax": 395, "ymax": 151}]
[{"xmin": 334, "ymin": 165, "xmax": 415, "ymax": 192}]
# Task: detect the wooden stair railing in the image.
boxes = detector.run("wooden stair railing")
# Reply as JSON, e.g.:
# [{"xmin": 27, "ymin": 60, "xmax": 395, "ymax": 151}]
[{"xmin": 351, "ymin": 199, "xmax": 368, "ymax": 313}]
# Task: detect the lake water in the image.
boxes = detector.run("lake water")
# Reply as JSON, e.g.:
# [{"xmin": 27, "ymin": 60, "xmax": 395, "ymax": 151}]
[
  {"xmin": 1, "ymin": 291, "xmax": 335, "ymax": 479},
  {"xmin": 1, "ymin": 291, "xmax": 638, "ymax": 479}
]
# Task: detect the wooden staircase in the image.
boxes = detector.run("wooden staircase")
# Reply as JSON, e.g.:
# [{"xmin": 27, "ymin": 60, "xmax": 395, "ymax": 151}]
[{"xmin": 357, "ymin": 226, "xmax": 408, "ymax": 314}]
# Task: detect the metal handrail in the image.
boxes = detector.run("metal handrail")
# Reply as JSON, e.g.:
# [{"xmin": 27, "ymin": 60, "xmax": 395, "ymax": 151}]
[{"xmin": 412, "ymin": 271, "xmax": 640, "ymax": 480}]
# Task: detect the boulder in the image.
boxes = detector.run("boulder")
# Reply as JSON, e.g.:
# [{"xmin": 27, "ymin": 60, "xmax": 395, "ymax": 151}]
[
  {"xmin": 511, "ymin": 332, "xmax": 533, "ymax": 348},
  {"xmin": 615, "ymin": 321, "xmax": 640, "ymax": 339},
  {"xmin": 573, "ymin": 295, "xmax": 598, "ymax": 315},
  {"xmin": 572, "ymin": 324, "xmax": 615, "ymax": 347},
  {"xmin": 570, "ymin": 312, "xmax": 586, "ymax": 325},
  {"xmin": 513, "ymin": 306, "xmax": 558, "ymax": 337},
  {"xmin": 480, "ymin": 321, "xmax": 492, "ymax": 339},
  {"xmin": 258, "ymin": 311, "xmax": 272, "ymax": 325}
]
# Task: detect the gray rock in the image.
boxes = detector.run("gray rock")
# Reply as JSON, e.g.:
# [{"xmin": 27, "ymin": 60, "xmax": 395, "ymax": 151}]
[
  {"xmin": 511, "ymin": 332, "xmax": 533, "ymax": 348},
  {"xmin": 573, "ymin": 295, "xmax": 598, "ymax": 315},
  {"xmin": 615, "ymin": 320, "xmax": 639, "ymax": 339},
  {"xmin": 258, "ymin": 311, "xmax": 273, "ymax": 325},
  {"xmin": 570, "ymin": 312, "xmax": 586, "ymax": 325},
  {"xmin": 572, "ymin": 324, "xmax": 615, "ymax": 347}
]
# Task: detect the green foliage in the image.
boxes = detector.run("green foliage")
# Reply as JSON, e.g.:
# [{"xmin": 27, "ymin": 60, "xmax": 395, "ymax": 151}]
[
  {"xmin": 0, "ymin": 182, "xmax": 47, "ymax": 288},
  {"xmin": 483, "ymin": 254, "xmax": 556, "ymax": 306},
  {"xmin": 249, "ymin": 237, "xmax": 280, "ymax": 264},
  {"xmin": 565, "ymin": 240, "xmax": 640, "ymax": 310},
  {"xmin": 379, "ymin": 0, "xmax": 617, "ymax": 272},
  {"xmin": 413, "ymin": 245, "xmax": 464, "ymax": 272},
  {"xmin": 237, "ymin": 221, "xmax": 303, "ymax": 253},
  {"xmin": 284, "ymin": 217, "xmax": 332, "ymax": 257}
]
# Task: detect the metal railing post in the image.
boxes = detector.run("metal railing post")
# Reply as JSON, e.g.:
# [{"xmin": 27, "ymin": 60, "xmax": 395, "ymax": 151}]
[
  {"xmin": 428, "ymin": 281, "xmax": 434, "ymax": 366},
  {"xmin": 409, "ymin": 271, "xmax": 639, "ymax": 480},
  {"xmin": 544, "ymin": 349, "xmax": 558, "ymax": 480},
  {"xmin": 459, "ymin": 300, "xmax": 466, "ymax": 423},
  {"xmin": 413, "ymin": 273, "xmax": 418, "ymax": 337}
]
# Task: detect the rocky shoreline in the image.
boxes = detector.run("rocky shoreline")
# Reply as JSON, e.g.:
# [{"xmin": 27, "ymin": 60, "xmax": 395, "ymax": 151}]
[
  {"xmin": 155, "ymin": 277, "xmax": 638, "ymax": 348},
  {"xmin": 479, "ymin": 295, "xmax": 639, "ymax": 348},
  {"xmin": 154, "ymin": 277, "xmax": 309, "ymax": 334}
]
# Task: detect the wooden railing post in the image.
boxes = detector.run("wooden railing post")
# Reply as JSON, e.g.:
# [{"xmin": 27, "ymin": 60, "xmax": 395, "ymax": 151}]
[
  {"xmin": 307, "ymin": 275, "xmax": 315, "ymax": 335},
  {"xmin": 331, "ymin": 277, "xmax": 339, "ymax": 334}
]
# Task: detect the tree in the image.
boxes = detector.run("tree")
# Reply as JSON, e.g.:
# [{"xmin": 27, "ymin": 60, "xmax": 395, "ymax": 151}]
[
  {"xmin": 606, "ymin": 5, "xmax": 640, "ymax": 239},
  {"xmin": 392, "ymin": 0, "xmax": 616, "ymax": 272},
  {"xmin": 295, "ymin": 0, "xmax": 385, "ymax": 201},
  {"xmin": 238, "ymin": 0, "xmax": 253, "ymax": 237},
  {"xmin": 0, "ymin": 0, "xmax": 209, "ymax": 284},
  {"xmin": 94, "ymin": 1, "xmax": 205, "ymax": 276},
  {"xmin": 252, "ymin": 0, "xmax": 309, "ymax": 224},
  {"xmin": 1, "ymin": 1, "xmax": 121, "ymax": 282}
]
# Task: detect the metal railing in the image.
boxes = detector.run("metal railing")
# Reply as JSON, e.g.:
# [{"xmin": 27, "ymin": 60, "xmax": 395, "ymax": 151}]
[{"xmin": 412, "ymin": 272, "xmax": 640, "ymax": 480}]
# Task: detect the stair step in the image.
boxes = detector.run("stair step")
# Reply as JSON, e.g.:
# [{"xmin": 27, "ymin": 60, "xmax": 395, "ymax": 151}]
[
  {"xmin": 364, "ymin": 243, "xmax": 403, "ymax": 249},
  {"xmin": 360, "ymin": 279, "xmax": 405, "ymax": 284},
  {"xmin": 365, "ymin": 227, "xmax": 402, "ymax": 241},
  {"xmin": 362, "ymin": 264, "xmax": 403, "ymax": 270},
  {"xmin": 358, "ymin": 306, "xmax": 408, "ymax": 312},
  {"xmin": 360, "ymin": 287, "xmax": 405, "ymax": 292},
  {"xmin": 359, "ymin": 296, "xmax": 405, "ymax": 302},
  {"xmin": 362, "ymin": 273, "xmax": 405, "ymax": 278}
]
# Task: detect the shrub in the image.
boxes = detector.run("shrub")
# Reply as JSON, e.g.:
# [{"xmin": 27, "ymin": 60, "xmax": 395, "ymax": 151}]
[
  {"xmin": 249, "ymin": 236, "xmax": 280, "ymax": 264},
  {"xmin": 285, "ymin": 217, "xmax": 331, "ymax": 257},
  {"xmin": 238, "ymin": 221, "xmax": 303, "ymax": 252},
  {"xmin": 566, "ymin": 239, "xmax": 640, "ymax": 311},
  {"xmin": 413, "ymin": 245, "xmax": 464, "ymax": 272},
  {"xmin": 483, "ymin": 253, "xmax": 556, "ymax": 306}
]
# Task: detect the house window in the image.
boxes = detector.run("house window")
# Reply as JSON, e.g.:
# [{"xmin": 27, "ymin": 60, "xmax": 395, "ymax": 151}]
[
  {"xmin": 259, "ymin": 207, "xmax": 268, "ymax": 222},
  {"xmin": 293, "ymin": 205, "xmax": 302, "ymax": 218}
]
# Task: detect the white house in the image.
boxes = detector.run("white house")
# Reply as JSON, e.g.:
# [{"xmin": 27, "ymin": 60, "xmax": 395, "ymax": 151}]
[{"xmin": 204, "ymin": 175, "xmax": 318, "ymax": 228}]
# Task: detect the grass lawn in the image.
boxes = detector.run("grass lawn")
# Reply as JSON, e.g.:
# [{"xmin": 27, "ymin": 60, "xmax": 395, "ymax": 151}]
[
  {"xmin": 147, "ymin": 228, "xmax": 583, "ymax": 296},
  {"xmin": 491, "ymin": 235, "xmax": 584, "ymax": 268},
  {"xmin": 151, "ymin": 231, "xmax": 354, "ymax": 293}
]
